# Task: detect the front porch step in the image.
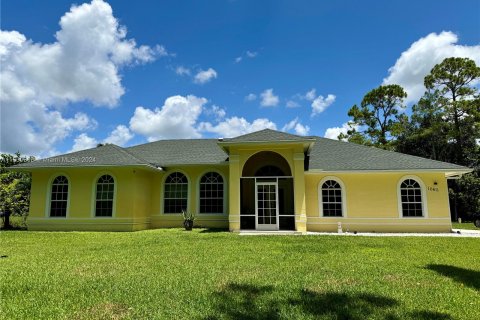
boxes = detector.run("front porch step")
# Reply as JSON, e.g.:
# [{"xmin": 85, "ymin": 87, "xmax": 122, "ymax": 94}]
[{"xmin": 238, "ymin": 230, "xmax": 304, "ymax": 236}]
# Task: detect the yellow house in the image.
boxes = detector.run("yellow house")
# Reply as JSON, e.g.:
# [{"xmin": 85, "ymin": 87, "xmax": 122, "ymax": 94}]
[{"xmin": 13, "ymin": 129, "xmax": 472, "ymax": 233}]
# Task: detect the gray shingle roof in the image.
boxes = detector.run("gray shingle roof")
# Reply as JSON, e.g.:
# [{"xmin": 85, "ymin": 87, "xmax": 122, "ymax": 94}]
[
  {"xmin": 13, "ymin": 144, "xmax": 151, "ymax": 168},
  {"xmin": 308, "ymin": 137, "xmax": 468, "ymax": 171},
  {"xmin": 224, "ymin": 128, "xmax": 315, "ymax": 142},
  {"xmin": 12, "ymin": 129, "xmax": 470, "ymax": 172},
  {"xmin": 126, "ymin": 139, "xmax": 228, "ymax": 166}
]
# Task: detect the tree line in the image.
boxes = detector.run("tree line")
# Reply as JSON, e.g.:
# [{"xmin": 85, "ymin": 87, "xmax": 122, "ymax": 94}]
[{"xmin": 339, "ymin": 57, "xmax": 480, "ymax": 220}]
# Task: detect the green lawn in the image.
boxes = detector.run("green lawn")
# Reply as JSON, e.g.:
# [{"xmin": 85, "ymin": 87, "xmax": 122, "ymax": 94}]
[
  {"xmin": 452, "ymin": 222, "xmax": 479, "ymax": 230},
  {"xmin": 1, "ymin": 230, "xmax": 479, "ymax": 320}
]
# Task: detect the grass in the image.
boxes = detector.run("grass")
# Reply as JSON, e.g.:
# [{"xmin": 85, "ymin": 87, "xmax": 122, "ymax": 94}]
[
  {"xmin": 452, "ymin": 222, "xmax": 479, "ymax": 230},
  {"xmin": 0, "ymin": 229, "xmax": 479, "ymax": 320}
]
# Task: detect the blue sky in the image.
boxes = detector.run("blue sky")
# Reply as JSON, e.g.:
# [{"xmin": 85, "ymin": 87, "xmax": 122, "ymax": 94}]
[{"xmin": 1, "ymin": 0, "xmax": 479, "ymax": 157}]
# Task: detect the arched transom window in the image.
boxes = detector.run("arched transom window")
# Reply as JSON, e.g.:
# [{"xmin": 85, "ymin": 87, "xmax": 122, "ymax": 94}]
[
  {"xmin": 95, "ymin": 175, "xmax": 114, "ymax": 217},
  {"xmin": 200, "ymin": 172, "xmax": 224, "ymax": 214},
  {"xmin": 321, "ymin": 180, "xmax": 343, "ymax": 217},
  {"xmin": 400, "ymin": 179, "xmax": 423, "ymax": 217},
  {"xmin": 164, "ymin": 172, "xmax": 188, "ymax": 214},
  {"xmin": 50, "ymin": 175, "xmax": 68, "ymax": 217}
]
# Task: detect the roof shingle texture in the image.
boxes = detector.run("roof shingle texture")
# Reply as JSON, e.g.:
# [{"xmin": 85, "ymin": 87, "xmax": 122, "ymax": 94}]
[
  {"xmin": 13, "ymin": 129, "xmax": 468, "ymax": 171},
  {"xmin": 224, "ymin": 128, "xmax": 314, "ymax": 142}
]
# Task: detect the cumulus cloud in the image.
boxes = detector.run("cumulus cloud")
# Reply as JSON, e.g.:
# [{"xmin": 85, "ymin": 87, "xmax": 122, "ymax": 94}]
[
  {"xmin": 383, "ymin": 31, "xmax": 480, "ymax": 103},
  {"xmin": 205, "ymin": 105, "xmax": 226, "ymax": 121},
  {"xmin": 304, "ymin": 88, "xmax": 317, "ymax": 101},
  {"xmin": 282, "ymin": 118, "xmax": 310, "ymax": 136},
  {"xmin": 199, "ymin": 117, "xmax": 276, "ymax": 138},
  {"xmin": 69, "ymin": 124, "xmax": 134, "ymax": 152},
  {"xmin": 286, "ymin": 100, "xmax": 300, "ymax": 108},
  {"xmin": 0, "ymin": 0, "xmax": 162, "ymax": 156},
  {"xmin": 129, "ymin": 95, "xmax": 207, "ymax": 141},
  {"xmin": 324, "ymin": 122, "xmax": 358, "ymax": 140},
  {"xmin": 311, "ymin": 94, "xmax": 336, "ymax": 116},
  {"xmin": 69, "ymin": 133, "xmax": 98, "ymax": 152},
  {"xmin": 103, "ymin": 125, "xmax": 134, "ymax": 145},
  {"xmin": 260, "ymin": 88, "xmax": 279, "ymax": 107},
  {"xmin": 175, "ymin": 66, "xmax": 191, "ymax": 76},
  {"xmin": 245, "ymin": 93, "xmax": 257, "ymax": 101},
  {"xmin": 194, "ymin": 68, "xmax": 217, "ymax": 84}
]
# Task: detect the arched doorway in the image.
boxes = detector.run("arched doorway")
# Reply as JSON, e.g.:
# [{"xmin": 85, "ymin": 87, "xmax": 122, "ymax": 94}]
[{"xmin": 240, "ymin": 152, "xmax": 295, "ymax": 231}]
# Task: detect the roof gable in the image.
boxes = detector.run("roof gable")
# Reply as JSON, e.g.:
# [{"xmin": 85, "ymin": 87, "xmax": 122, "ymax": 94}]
[{"xmin": 223, "ymin": 128, "xmax": 314, "ymax": 143}]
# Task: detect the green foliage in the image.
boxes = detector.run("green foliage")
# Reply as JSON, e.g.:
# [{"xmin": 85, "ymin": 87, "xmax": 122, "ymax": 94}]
[
  {"xmin": 0, "ymin": 230, "xmax": 479, "ymax": 319},
  {"xmin": 340, "ymin": 84, "xmax": 407, "ymax": 149},
  {"xmin": 0, "ymin": 152, "xmax": 35, "ymax": 228},
  {"xmin": 181, "ymin": 210, "xmax": 196, "ymax": 221}
]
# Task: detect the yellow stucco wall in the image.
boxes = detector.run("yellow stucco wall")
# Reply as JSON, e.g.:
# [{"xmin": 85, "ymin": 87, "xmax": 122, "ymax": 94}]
[
  {"xmin": 26, "ymin": 148, "xmax": 453, "ymax": 233},
  {"xmin": 28, "ymin": 165, "xmax": 229, "ymax": 231},
  {"xmin": 305, "ymin": 172, "xmax": 452, "ymax": 232}
]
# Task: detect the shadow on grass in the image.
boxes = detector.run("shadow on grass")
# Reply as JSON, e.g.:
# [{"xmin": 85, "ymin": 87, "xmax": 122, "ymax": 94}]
[
  {"xmin": 426, "ymin": 264, "xmax": 480, "ymax": 291},
  {"xmin": 199, "ymin": 228, "xmax": 229, "ymax": 233},
  {"xmin": 204, "ymin": 282, "xmax": 452, "ymax": 320}
]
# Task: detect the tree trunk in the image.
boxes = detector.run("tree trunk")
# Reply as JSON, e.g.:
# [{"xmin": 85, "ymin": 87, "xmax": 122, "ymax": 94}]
[{"xmin": 3, "ymin": 208, "xmax": 11, "ymax": 229}]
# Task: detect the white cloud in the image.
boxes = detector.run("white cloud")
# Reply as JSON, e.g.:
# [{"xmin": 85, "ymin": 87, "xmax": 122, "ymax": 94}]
[
  {"xmin": 175, "ymin": 66, "xmax": 191, "ymax": 76},
  {"xmin": 194, "ymin": 68, "xmax": 217, "ymax": 84},
  {"xmin": 199, "ymin": 117, "xmax": 276, "ymax": 138},
  {"xmin": 324, "ymin": 122, "xmax": 358, "ymax": 140},
  {"xmin": 0, "ymin": 0, "xmax": 162, "ymax": 156},
  {"xmin": 245, "ymin": 93, "xmax": 257, "ymax": 101},
  {"xmin": 305, "ymin": 88, "xmax": 317, "ymax": 101},
  {"xmin": 383, "ymin": 31, "xmax": 480, "ymax": 103},
  {"xmin": 129, "ymin": 95, "xmax": 207, "ymax": 141},
  {"xmin": 311, "ymin": 94, "xmax": 336, "ymax": 116},
  {"xmin": 235, "ymin": 50, "xmax": 258, "ymax": 63},
  {"xmin": 70, "ymin": 133, "xmax": 98, "ymax": 152},
  {"xmin": 260, "ymin": 88, "xmax": 279, "ymax": 107},
  {"xmin": 103, "ymin": 125, "xmax": 133, "ymax": 146},
  {"xmin": 286, "ymin": 100, "xmax": 300, "ymax": 108},
  {"xmin": 69, "ymin": 124, "xmax": 133, "ymax": 152},
  {"xmin": 281, "ymin": 117, "xmax": 310, "ymax": 136},
  {"xmin": 205, "ymin": 105, "xmax": 226, "ymax": 121}
]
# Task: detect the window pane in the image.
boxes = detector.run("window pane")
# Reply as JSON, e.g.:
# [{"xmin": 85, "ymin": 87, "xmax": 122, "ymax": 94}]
[{"xmin": 400, "ymin": 179, "xmax": 423, "ymax": 217}]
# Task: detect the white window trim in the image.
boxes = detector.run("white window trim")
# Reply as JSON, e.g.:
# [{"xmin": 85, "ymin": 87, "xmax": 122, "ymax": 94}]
[
  {"xmin": 196, "ymin": 170, "xmax": 227, "ymax": 215},
  {"xmin": 161, "ymin": 170, "xmax": 191, "ymax": 215},
  {"xmin": 397, "ymin": 175, "xmax": 428, "ymax": 218},
  {"xmin": 318, "ymin": 176, "xmax": 347, "ymax": 218},
  {"xmin": 91, "ymin": 172, "xmax": 117, "ymax": 218},
  {"xmin": 45, "ymin": 173, "xmax": 71, "ymax": 218}
]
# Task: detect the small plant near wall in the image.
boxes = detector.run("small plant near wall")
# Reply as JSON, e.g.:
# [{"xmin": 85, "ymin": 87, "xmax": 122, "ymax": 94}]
[{"xmin": 182, "ymin": 210, "xmax": 196, "ymax": 231}]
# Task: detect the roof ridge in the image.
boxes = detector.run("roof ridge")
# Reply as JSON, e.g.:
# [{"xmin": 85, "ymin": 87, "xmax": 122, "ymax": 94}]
[
  {"xmin": 107, "ymin": 144, "xmax": 151, "ymax": 165},
  {"xmin": 313, "ymin": 136, "xmax": 469, "ymax": 169},
  {"xmin": 126, "ymin": 138, "xmax": 219, "ymax": 149}
]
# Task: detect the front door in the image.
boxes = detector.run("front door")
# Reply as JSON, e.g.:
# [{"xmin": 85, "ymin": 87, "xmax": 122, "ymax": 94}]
[{"xmin": 255, "ymin": 182, "xmax": 279, "ymax": 231}]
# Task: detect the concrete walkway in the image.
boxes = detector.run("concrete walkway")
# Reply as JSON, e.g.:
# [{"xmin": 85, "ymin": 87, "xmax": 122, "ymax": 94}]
[{"xmin": 239, "ymin": 229, "xmax": 480, "ymax": 238}]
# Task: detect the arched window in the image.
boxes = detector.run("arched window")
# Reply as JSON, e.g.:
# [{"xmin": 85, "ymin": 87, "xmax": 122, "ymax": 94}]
[
  {"xmin": 95, "ymin": 175, "xmax": 114, "ymax": 217},
  {"xmin": 400, "ymin": 179, "xmax": 423, "ymax": 217},
  {"xmin": 164, "ymin": 172, "xmax": 188, "ymax": 214},
  {"xmin": 320, "ymin": 179, "xmax": 343, "ymax": 217},
  {"xmin": 50, "ymin": 175, "xmax": 68, "ymax": 217},
  {"xmin": 200, "ymin": 172, "xmax": 224, "ymax": 214}
]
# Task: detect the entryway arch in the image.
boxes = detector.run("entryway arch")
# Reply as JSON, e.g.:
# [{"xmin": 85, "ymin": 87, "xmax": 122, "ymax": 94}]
[{"xmin": 240, "ymin": 151, "xmax": 295, "ymax": 231}]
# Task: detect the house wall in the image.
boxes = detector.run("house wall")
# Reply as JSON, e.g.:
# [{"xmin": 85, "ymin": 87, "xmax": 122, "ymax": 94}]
[
  {"xmin": 28, "ymin": 167, "xmax": 152, "ymax": 231},
  {"xmin": 304, "ymin": 172, "xmax": 452, "ymax": 232},
  {"xmin": 149, "ymin": 165, "xmax": 229, "ymax": 229},
  {"xmin": 28, "ymin": 165, "xmax": 229, "ymax": 231}
]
